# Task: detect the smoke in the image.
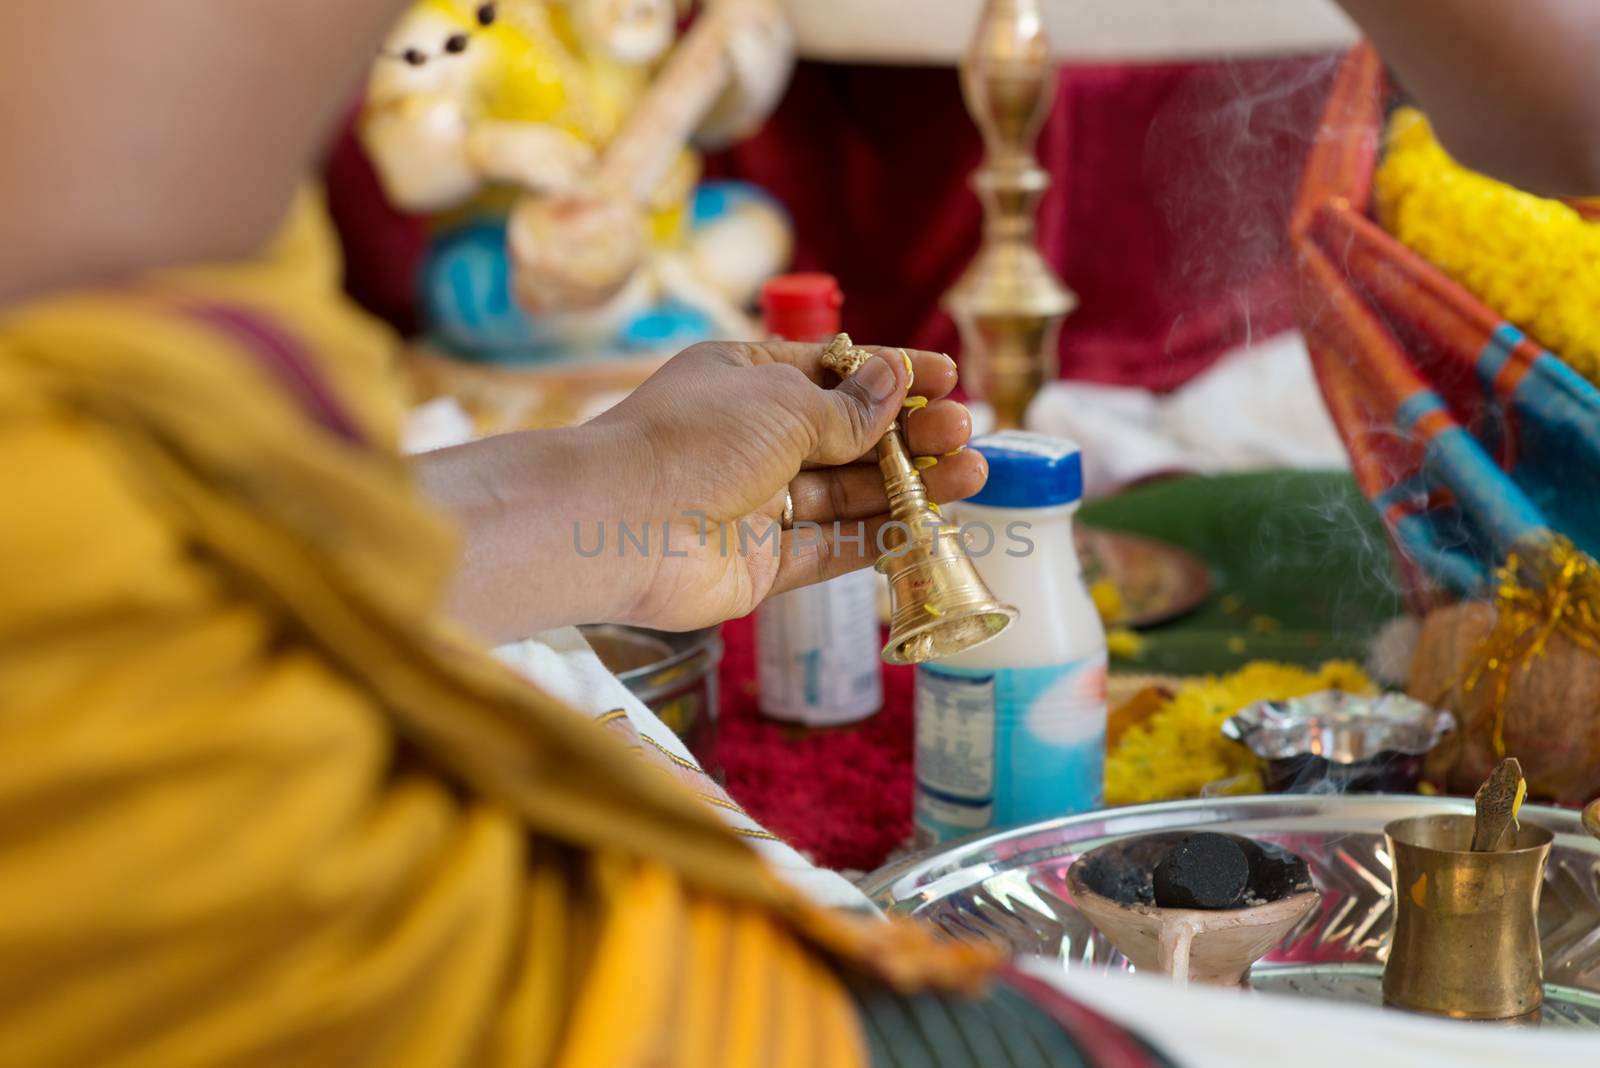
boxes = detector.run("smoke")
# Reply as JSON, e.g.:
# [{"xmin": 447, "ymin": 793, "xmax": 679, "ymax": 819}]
[
  {"xmin": 1206, "ymin": 749, "xmax": 1423, "ymax": 800},
  {"xmin": 1143, "ymin": 52, "xmax": 1345, "ymax": 358},
  {"xmin": 1284, "ymin": 474, "xmax": 1410, "ymax": 618},
  {"xmin": 1137, "ymin": 55, "xmax": 1426, "ymax": 631}
]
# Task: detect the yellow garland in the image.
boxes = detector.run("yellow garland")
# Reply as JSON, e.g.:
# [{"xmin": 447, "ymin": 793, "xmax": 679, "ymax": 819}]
[
  {"xmin": 1374, "ymin": 108, "xmax": 1600, "ymax": 388},
  {"xmin": 1105, "ymin": 661, "xmax": 1375, "ymax": 805},
  {"xmin": 1463, "ymin": 533, "xmax": 1600, "ymax": 756}
]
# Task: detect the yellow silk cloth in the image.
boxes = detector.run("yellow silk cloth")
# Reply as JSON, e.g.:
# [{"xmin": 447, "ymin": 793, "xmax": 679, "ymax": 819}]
[{"xmin": 0, "ymin": 192, "xmax": 992, "ymax": 1068}]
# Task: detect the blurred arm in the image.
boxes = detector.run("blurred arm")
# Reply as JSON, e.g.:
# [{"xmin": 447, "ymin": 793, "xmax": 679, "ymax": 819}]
[
  {"xmin": 1336, "ymin": 0, "xmax": 1600, "ymax": 195},
  {"xmin": 0, "ymin": 0, "xmax": 410, "ymax": 306}
]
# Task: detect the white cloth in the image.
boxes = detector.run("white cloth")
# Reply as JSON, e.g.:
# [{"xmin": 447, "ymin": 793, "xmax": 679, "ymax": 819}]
[
  {"xmin": 1026, "ymin": 330, "xmax": 1349, "ymax": 500},
  {"xmin": 1018, "ymin": 961, "xmax": 1598, "ymax": 1067},
  {"xmin": 403, "ymin": 396, "xmax": 479, "ymax": 454},
  {"xmin": 494, "ymin": 628, "xmax": 873, "ymax": 910}
]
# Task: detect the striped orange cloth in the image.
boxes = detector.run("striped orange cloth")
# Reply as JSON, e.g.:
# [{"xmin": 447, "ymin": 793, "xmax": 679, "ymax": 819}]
[{"xmin": 1292, "ymin": 45, "xmax": 1600, "ymax": 609}]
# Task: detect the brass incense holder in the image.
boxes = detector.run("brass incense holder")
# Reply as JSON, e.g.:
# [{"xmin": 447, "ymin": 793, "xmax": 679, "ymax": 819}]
[
  {"xmin": 944, "ymin": 0, "xmax": 1077, "ymax": 431},
  {"xmin": 821, "ymin": 334, "xmax": 1017, "ymax": 665},
  {"xmin": 1381, "ymin": 760, "xmax": 1599, "ymax": 1021},
  {"xmin": 1384, "ymin": 761, "xmax": 1548, "ymax": 1020},
  {"xmin": 1382, "ymin": 813, "xmax": 1552, "ymax": 1020}
]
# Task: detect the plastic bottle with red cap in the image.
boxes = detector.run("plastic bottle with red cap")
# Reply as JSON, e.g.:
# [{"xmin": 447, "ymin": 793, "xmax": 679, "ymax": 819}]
[
  {"xmin": 754, "ymin": 273, "xmax": 884, "ymax": 727},
  {"xmin": 759, "ymin": 273, "xmax": 845, "ymax": 345}
]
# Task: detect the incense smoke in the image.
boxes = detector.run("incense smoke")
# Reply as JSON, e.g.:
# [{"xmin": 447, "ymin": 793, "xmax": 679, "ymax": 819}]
[
  {"xmin": 1144, "ymin": 52, "xmax": 1344, "ymax": 357},
  {"xmin": 1142, "ymin": 52, "xmax": 1417, "ymax": 642}
]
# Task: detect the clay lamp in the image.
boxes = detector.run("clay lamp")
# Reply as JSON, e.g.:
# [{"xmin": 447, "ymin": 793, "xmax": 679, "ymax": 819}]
[{"xmin": 1066, "ymin": 831, "xmax": 1320, "ymax": 987}]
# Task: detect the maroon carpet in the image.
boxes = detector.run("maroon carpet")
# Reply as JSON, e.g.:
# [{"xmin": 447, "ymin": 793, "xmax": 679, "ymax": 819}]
[{"xmin": 713, "ymin": 613, "xmax": 917, "ymax": 872}]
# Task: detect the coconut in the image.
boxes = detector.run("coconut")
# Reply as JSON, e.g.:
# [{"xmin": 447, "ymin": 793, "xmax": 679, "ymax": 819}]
[{"xmin": 1409, "ymin": 602, "xmax": 1600, "ymax": 805}]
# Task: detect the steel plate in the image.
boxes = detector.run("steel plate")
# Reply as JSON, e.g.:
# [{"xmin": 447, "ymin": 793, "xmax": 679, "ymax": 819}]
[{"xmin": 863, "ymin": 795, "xmax": 1600, "ymax": 1028}]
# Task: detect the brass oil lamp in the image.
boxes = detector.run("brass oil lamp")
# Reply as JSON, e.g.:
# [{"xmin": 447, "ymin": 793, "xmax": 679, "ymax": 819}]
[{"xmin": 944, "ymin": 0, "xmax": 1077, "ymax": 431}]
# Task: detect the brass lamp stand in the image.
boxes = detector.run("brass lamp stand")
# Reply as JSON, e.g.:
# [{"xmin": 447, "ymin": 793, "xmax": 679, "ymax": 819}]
[{"xmin": 945, "ymin": 0, "xmax": 1077, "ymax": 430}]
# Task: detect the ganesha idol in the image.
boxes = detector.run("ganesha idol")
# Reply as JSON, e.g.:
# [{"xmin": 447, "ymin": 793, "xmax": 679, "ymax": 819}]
[{"xmin": 361, "ymin": 0, "xmax": 795, "ymax": 364}]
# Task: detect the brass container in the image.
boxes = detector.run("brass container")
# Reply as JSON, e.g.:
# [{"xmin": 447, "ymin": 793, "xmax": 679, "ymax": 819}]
[
  {"xmin": 581, "ymin": 624, "xmax": 723, "ymax": 774},
  {"xmin": 1383, "ymin": 814, "xmax": 1553, "ymax": 1020}
]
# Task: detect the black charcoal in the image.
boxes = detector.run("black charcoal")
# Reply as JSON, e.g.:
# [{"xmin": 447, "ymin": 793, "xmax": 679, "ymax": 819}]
[
  {"xmin": 1079, "ymin": 850, "xmax": 1155, "ymax": 906},
  {"xmin": 1238, "ymin": 839, "xmax": 1313, "ymax": 903},
  {"xmin": 1152, "ymin": 833, "xmax": 1250, "ymax": 910}
]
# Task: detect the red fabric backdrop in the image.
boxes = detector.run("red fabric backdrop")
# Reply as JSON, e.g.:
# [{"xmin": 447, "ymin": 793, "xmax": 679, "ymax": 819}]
[
  {"xmin": 327, "ymin": 55, "xmax": 1341, "ymax": 392},
  {"xmin": 705, "ymin": 55, "xmax": 1339, "ymax": 390}
]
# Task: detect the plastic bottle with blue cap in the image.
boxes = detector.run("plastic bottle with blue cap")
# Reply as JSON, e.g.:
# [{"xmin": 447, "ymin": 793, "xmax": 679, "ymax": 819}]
[{"xmin": 913, "ymin": 430, "xmax": 1107, "ymax": 845}]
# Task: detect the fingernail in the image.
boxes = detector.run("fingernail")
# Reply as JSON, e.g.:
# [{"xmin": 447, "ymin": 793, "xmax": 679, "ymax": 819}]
[
  {"xmin": 855, "ymin": 354, "xmax": 898, "ymax": 404},
  {"xmin": 941, "ymin": 352, "xmax": 957, "ymax": 369},
  {"xmin": 943, "ymin": 446, "xmax": 965, "ymax": 458},
  {"xmin": 914, "ymin": 455, "xmax": 938, "ymax": 470},
  {"xmin": 901, "ymin": 350, "xmax": 915, "ymax": 385},
  {"xmin": 902, "ymin": 395, "xmax": 928, "ymax": 411}
]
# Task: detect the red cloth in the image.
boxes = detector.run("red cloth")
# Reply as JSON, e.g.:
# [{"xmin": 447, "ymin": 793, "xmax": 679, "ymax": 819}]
[
  {"xmin": 705, "ymin": 55, "xmax": 1341, "ymax": 390},
  {"xmin": 322, "ymin": 111, "xmax": 428, "ymax": 337},
  {"xmin": 712, "ymin": 613, "xmax": 917, "ymax": 872},
  {"xmin": 325, "ymin": 57, "xmax": 1340, "ymax": 392}
]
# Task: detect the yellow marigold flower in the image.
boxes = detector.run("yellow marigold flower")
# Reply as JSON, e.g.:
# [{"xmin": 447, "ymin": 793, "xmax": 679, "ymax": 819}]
[
  {"xmin": 1105, "ymin": 627, "xmax": 1145, "ymax": 660},
  {"xmin": 1090, "ymin": 578, "xmax": 1124, "ymax": 621},
  {"xmin": 1375, "ymin": 109, "xmax": 1600, "ymax": 388},
  {"xmin": 1104, "ymin": 660, "xmax": 1375, "ymax": 806}
]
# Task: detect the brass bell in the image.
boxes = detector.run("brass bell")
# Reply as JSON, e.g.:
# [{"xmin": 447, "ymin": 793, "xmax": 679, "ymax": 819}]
[{"xmin": 821, "ymin": 334, "xmax": 1018, "ymax": 665}]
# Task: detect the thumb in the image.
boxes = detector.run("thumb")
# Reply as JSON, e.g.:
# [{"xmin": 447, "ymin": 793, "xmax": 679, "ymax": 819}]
[{"xmin": 811, "ymin": 350, "xmax": 908, "ymax": 464}]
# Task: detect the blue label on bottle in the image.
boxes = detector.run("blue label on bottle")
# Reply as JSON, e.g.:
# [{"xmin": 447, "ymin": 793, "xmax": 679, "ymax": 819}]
[{"xmin": 914, "ymin": 655, "xmax": 1107, "ymax": 844}]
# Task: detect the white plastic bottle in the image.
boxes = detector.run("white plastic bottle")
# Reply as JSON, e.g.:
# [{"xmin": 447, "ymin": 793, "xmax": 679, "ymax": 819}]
[
  {"xmin": 913, "ymin": 431, "xmax": 1107, "ymax": 844},
  {"xmin": 755, "ymin": 274, "xmax": 883, "ymax": 726}
]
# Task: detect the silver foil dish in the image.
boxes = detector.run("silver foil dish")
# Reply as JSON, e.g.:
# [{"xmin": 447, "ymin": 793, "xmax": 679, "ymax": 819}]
[{"xmin": 1223, "ymin": 691, "xmax": 1455, "ymax": 794}]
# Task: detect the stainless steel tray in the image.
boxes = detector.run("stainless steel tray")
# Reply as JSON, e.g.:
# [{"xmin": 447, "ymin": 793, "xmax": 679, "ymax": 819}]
[{"xmin": 864, "ymin": 795, "xmax": 1600, "ymax": 1028}]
